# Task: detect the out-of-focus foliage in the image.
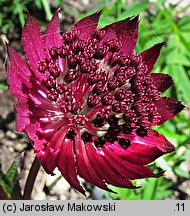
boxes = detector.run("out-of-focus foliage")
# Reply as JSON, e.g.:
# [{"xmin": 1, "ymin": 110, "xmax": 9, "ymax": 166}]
[
  {"xmin": 0, "ymin": 0, "xmax": 62, "ymax": 33},
  {"xmin": 0, "ymin": 0, "xmax": 30, "ymax": 32}
]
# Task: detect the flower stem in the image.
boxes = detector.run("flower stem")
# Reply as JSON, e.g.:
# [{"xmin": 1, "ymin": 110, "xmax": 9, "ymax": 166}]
[{"xmin": 23, "ymin": 156, "xmax": 41, "ymax": 200}]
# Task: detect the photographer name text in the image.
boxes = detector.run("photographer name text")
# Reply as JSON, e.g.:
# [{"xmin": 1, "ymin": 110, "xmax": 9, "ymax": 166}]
[{"xmin": 2, "ymin": 202, "xmax": 116, "ymax": 213}]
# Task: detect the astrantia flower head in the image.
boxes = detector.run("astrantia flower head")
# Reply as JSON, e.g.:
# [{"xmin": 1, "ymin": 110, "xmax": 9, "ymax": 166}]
[{"xmin": 6, "ymin": 10, "xmax": 184, "ymax": 194}]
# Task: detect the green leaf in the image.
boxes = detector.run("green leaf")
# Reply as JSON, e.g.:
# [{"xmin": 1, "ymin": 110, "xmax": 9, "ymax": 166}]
[
  {"xmin": 5, "ymin": 160, "xmax": 20, "ymax": 188},
  {"xmin": 169, "ymin": 65, "xmax": 190, "ymax": 103},
  {"xmin": 0, "ymin": 155, "xmax": 23, "ymax": 199},
  {"xmin": 143, "ymin": 177, "xmax": 174, "ymax": 200},
  {"xmin": 142, "ymin": 178, "xmax": 157, "ymax": 200},
  {"xmin": 166, "ymin": 48, "xmax": 190, "ymax": 66},
  {"xmin": 108, "ymin": 182, "xmax": 143, "ymax": 200},
  {"xmin": 98, "ymin": 16, "xmax": 116, "ymax": 28},
  {"xmin": 155, "ymin": 190, "xmax": 173, "ymax": 199},
  {"xmin": 178, "ymin": 15, "xmax": 190, "ymax": 27},
  {"xmin": 124, "ymin": 1, "xmax": 149, "ymax": 17},
  {"xmin": 34, "ymin": 0, "xmax": 42, "ymax": 9}
]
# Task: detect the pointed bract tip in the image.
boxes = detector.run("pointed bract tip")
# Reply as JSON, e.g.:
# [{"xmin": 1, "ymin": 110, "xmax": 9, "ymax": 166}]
[
  {"xmin": 165, "ymin": 142, "xmax": 175, "ymax": 153},
  {"xmin": 76, "ymin": 187, "xmax": 86, "ymax": 196},
  {"xmin": 52, "ymin": 6, "xmax": 62, "ymax": 17},
  {"xmin": 89, "ymin": 10, "xmax": 103, "ymax": 21},
  {"xmin": 155, "ymin": 170, "xmax": 165, "ymax": 178},
  {"xmin": 86, "ymin": 9, "xmax": 102, "ymax": 17},
  {"xmin": 23, "ymin": 13, "xmax": 38, "ymax": 31},
  {"xmin": 106, "ymin": 186, "xmax": 118, "ymax": 194},
  {"xmin": 161, "ymin": 41, "xmax": 166, "ymax": 46},
  {"xmin": 128, "ymin": 14, "xmax": 139, "ymax": 28},
  {"xmin": 126, "ymin": 14, "xmax": 139, "ymax": 25},
  {"xmin": 152, "ymin": 42, "xmax": 166, "ymax": 53},
  {"xmin": 22, "ymin": 14, "xmax": 35, "ymax": 36},
  {"xmin": 146, "ymin": 42, "xmax": 165, "ymax": 54},
  {"xmin": 176, "ymin": 101, "xmax": 185, "ymax": 113},
  {"xmin": 131, "ymin": 14, "xmax": 139, "ymax": 21},
  {"xmin": 96, "ymin": 9, "xmax": 103, "ymax": 16},
  {"xmin": 158, "ymin": 41, "xmax": 165, "ymax": 48},
  {"xmin": 25, "ymin": 13, "xmax": 34, "ymax": 23},
  {"xmin": 56, "ymin": 6, "xmax": 62, "ymax": 13},
  {"xmin": 152, "ymin": 41, "xmax": 165, "ymax": 50},
  {"xmin": 73, "ymin": 10, "xmax": 102, "ymax": 40},
  {"xmin": 80, "ymin": 9, "xmax": 102, "ymax": 21}
]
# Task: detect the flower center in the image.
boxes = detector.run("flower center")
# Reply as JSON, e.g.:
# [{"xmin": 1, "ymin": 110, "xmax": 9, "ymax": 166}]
[{"xmin": 37, "ymin": 28, "xmax": 161, "ymax": 148}]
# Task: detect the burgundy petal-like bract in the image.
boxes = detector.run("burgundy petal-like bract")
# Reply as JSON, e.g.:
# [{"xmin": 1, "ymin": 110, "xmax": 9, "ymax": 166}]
[
  {"xmin": 86, "ymin": 143, "xmax": 137, "ymax": 189},
  {"xmin": 6, "ymin": 11, "xmax": 184, "ymax": 195},
  {"xmin": 15, "ymin": 104, "xmax": 31, "ymax": 131},
  {"xmin": 22, "ymin": 15, "xmax": 47, "ymax": 63},
  {"xmin": 151, "ymin": 73, "xmax": 174, "ymax": 93},
  {"xmin": 141, "ymin": 42, "xmax": 164, "ymax": 73},
  {"xmin": 72, "ymin": 11, "xmax": 101, "ymax": 40},
  {"xmin": 6, "ymin": 46, "xmax": 31, "ymax": 103},
  {"xmin": 58, "ymin": 137, "xmax": 85, "ymax": 195},
  {"xmin": 101, "ymin": 16, "xmax": 138, "ymax": 56},
  {"xmin": 119, "ymin": 16, "xmax": 139, "ymax": 55},
  {"xmin": 22, "ymin": 15, "xmax": 47, "ymax": 81},
  {"xmin": 154, "ymin": 97, "xmax": 185, "ymax": 125},
  {"xmin": 45, "ymin": 10, "xmax": 63, "ymax": 52}
]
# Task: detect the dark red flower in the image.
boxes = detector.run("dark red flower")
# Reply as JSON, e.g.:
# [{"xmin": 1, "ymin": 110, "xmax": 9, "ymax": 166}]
[{"xmin": 6, "ymin": 11, "xmax": 184, "ymax": 194}]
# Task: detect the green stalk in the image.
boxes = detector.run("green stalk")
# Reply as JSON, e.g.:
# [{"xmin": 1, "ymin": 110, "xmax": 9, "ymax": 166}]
[
  {"xmin": 19, "ymin": 11, "xmax": 25, "ymax": 27},
  {"xmin": 115, "ymin": 0, "xmax": 122, "ymax": 19},
  {"xmin": 41, "ymin": 0, "xmax": 53, "ymax": 21}
]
